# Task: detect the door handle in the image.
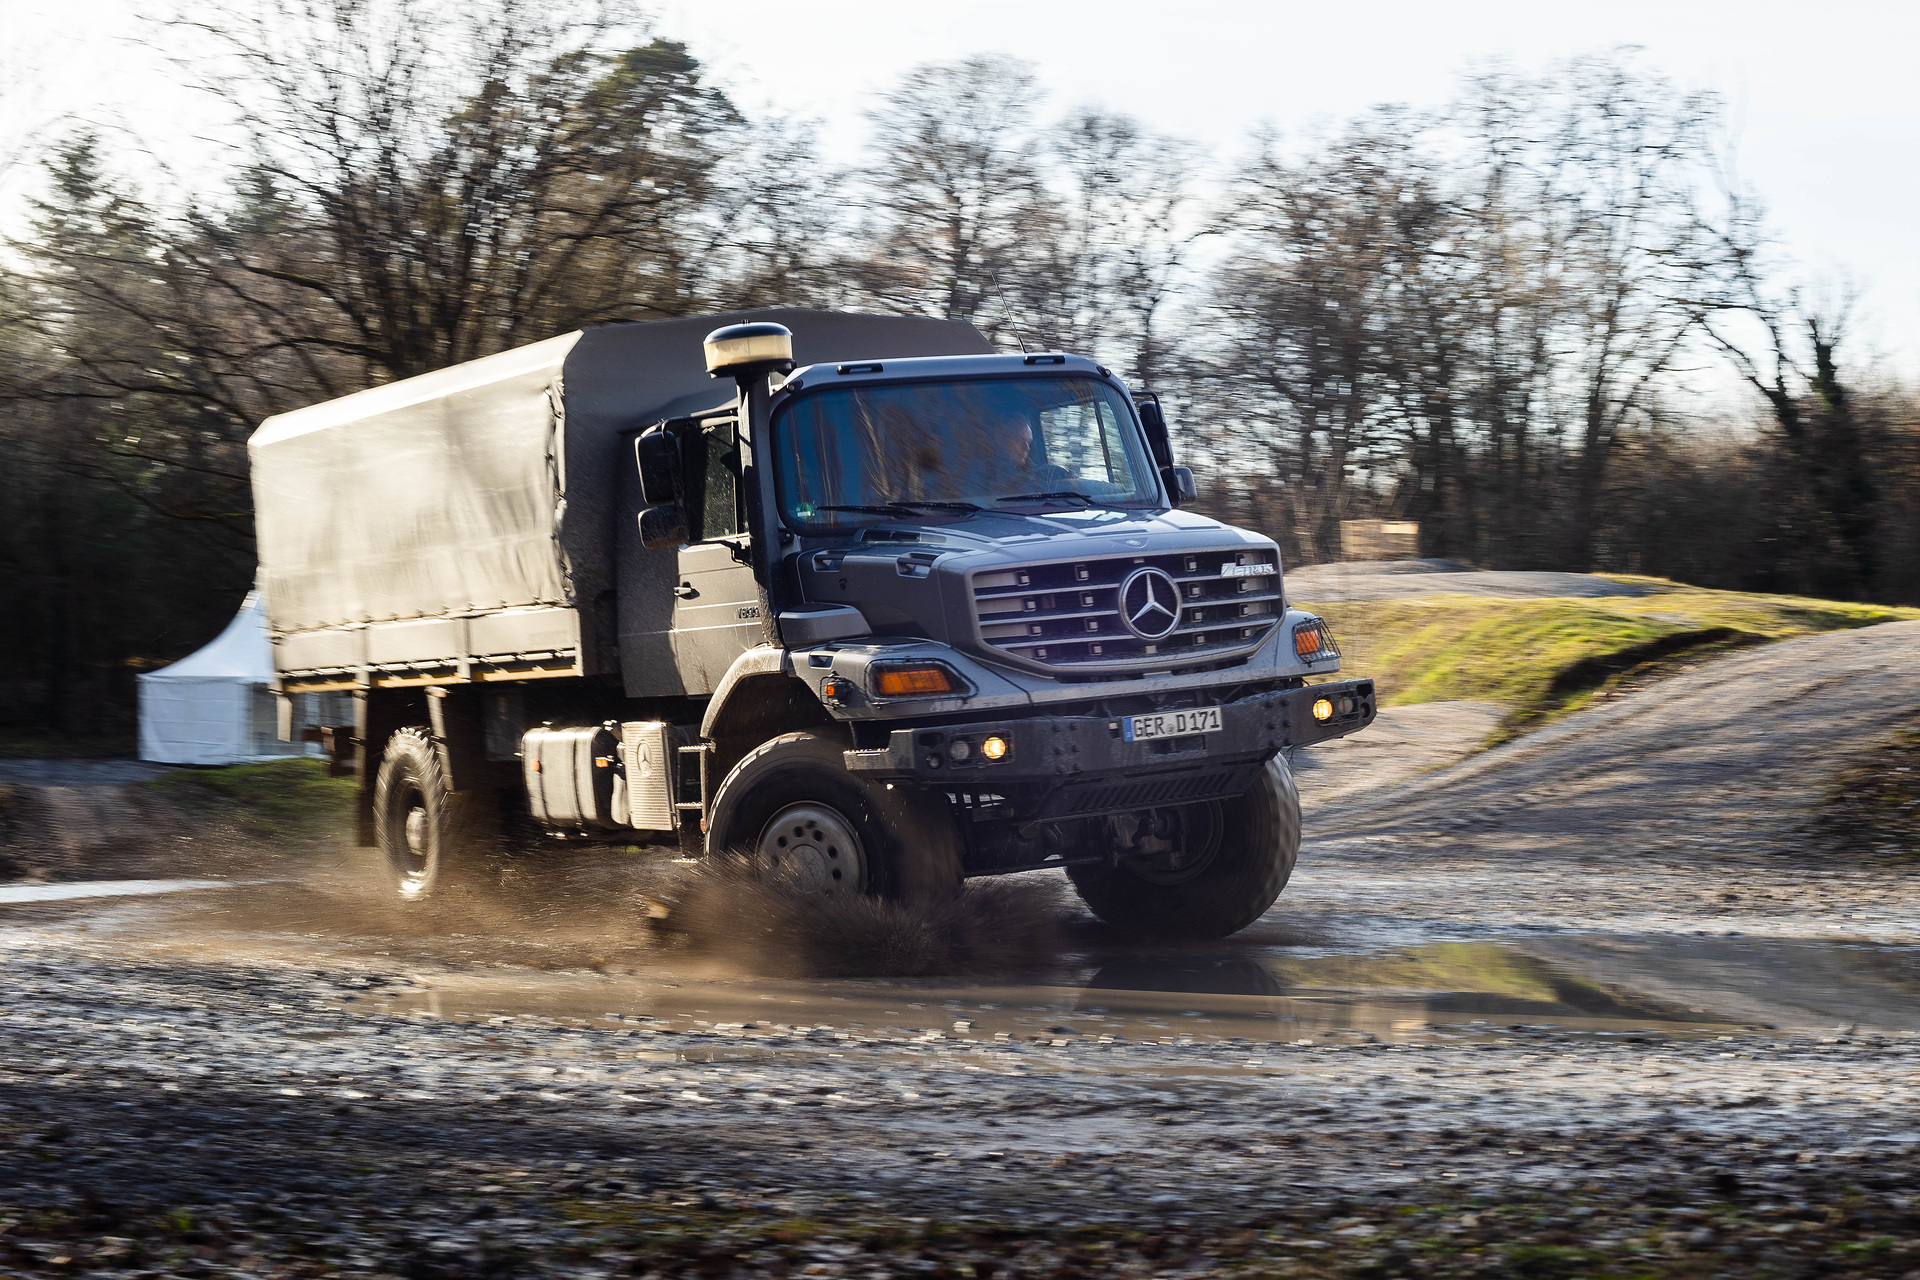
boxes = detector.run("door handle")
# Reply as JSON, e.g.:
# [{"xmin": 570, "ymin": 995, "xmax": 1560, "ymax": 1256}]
[{"xmin": 673, "ymin": 583, "xmax": 698, "ymax": 599}]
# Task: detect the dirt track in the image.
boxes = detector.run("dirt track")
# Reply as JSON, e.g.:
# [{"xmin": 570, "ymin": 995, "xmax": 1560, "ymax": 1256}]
[{"xmin": 3, "ymin": 614, "xmax": 1919, "ymax": 1276}]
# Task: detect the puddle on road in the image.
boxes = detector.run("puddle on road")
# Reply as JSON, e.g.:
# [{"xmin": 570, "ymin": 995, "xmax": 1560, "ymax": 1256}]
[
  {"xmin": 343, "ymin": 934, "xmax": 1920, "ymax": 1045},
  {"xmin": 0, "ymin": 878, "xmax": 239, "ymax": 905},
  {"xmin": 14, "ymin": 874, "xmax": 1917, "ymax": 1044}
]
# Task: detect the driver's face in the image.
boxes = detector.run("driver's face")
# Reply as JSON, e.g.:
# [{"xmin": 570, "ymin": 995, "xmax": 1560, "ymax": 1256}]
[{"xmin": 997, "ymin": 420, "xmax": 1034, "ymax": 466}]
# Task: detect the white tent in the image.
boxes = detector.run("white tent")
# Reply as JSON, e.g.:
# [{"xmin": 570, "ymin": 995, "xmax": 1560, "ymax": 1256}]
[{"xmin": 138, "ymin": 590, "xmax": 350, "ymax": 765}]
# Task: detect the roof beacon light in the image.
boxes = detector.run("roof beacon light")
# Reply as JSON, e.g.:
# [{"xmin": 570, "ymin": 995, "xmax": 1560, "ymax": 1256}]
[{"xmin": 704, "ymin": 322, "xmax": 795, "ymax": 379}]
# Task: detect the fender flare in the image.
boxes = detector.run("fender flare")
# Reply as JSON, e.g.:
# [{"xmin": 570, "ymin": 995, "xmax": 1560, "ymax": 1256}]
[{"xmin": 700, "ymin": 646, "xmax": 828, "ymax": 743}]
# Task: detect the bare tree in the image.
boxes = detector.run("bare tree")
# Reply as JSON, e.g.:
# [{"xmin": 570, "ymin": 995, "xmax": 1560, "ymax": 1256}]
[
  {"xmin": 1203, "ymin": 115, "xmax": 1445, "ymax": 563},
  {"xmin": 853, "ymin": 55, "xmax": 1047, "ymax": 339},
  {"xmin": 149, "ymin": 0, "xmax": 741, "ymax": 388},
  {"xmin": 1470, "ymin": 58, "xmax": 1722, "ymax": 568},
  {"xmin": 1032, "ymin": 110, "xmax": 1207, "ymax": 384},
  {"xmin": 704, "ymin": 117, "xmax": 853, "ymax": 310}
]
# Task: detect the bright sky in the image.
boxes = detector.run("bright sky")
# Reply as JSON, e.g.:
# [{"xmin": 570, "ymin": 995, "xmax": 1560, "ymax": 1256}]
[{"xmin": 10, "ymin": 0, "xmax": 1920, "ymax": 377}]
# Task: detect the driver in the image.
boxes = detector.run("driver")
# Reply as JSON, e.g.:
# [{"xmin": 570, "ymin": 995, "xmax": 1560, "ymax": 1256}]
[
  {"xmin": 990, "ymin": 417, "xmax": 1035, "ymax": 468},
  {"xmin": 981, "ymin": 416, "xmax": 1070, "ymax": 490}
]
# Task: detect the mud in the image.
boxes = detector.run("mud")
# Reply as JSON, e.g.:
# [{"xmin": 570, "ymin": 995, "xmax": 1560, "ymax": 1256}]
[{"xmin": 4, "ymin": 619, "xmax": 1920, "ymax": 1276}]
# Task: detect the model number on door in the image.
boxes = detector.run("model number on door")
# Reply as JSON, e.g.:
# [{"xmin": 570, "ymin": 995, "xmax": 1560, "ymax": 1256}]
[{"xmin": 1122, "ymin": 707, "xmax": 1223, "ymax": 742}]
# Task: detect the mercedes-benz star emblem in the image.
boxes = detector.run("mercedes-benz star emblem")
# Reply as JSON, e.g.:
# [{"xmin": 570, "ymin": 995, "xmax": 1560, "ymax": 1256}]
[{"xmin": 1118, "ymin": 567, "xmax": 1182, "ymax": 640}]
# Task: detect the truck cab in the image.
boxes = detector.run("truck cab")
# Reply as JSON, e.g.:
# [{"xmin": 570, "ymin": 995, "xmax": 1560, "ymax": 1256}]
[{"xmin": 250, "ymin": 310, "xmax": 1374, "ymax": 939}]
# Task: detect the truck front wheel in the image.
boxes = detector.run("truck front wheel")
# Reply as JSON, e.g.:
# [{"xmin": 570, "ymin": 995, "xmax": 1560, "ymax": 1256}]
[
  {"xmin": 1067, "ymin": 755, "xmax": 1300, "ymax": 939},
  {"xmin": 371, "ymin": 727, "xmax": 495, "ymax": 902},
  {"xmin": 706, "ymin": 731, "xmax": 961, "ymax": 905}
]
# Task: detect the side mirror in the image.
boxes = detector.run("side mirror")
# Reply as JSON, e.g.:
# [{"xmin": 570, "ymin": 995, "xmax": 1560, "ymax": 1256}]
[
  {"xmin": 1165, "ymin": 465, "xmax": 1197, "ymax": 507},
  {"xmin": 1135, "ymin": 395, "xmax": 1174, "ymax": 469},
  {"xmin": 634, "ymin": 425, "xmax": 680, "ymax": 507},
  {"xmin": 638, "ymin": 504, "xmax": 688, "ymax": 550}
]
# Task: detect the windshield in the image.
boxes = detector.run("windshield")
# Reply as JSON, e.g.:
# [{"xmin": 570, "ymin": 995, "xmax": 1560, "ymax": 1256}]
[{"xmin": 772, "ymin": 376, "xmax": 1159, "ymax": 528}]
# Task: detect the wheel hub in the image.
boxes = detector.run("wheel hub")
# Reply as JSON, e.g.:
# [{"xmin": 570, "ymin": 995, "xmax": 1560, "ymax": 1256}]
[
  {"xmin": 404, "ymin": 805, "xmax": 430, "ymax": 859},
  {"xmin": 756, "ymin": 803, "xmax": 866, "ymax": 895},
  {"xmin": 1121, "ymin": 801, "xmax": 1224, "ymax": 885}
]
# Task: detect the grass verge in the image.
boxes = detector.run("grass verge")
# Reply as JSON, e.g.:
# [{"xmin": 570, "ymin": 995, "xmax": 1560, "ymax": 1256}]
[
  {"xmin": 1297, "ymin": 580, "xmax": 1920, "ymax": 740},
  {"xmin": 144, "ymin": 757, "xmax": 355, "ymax": 839}
]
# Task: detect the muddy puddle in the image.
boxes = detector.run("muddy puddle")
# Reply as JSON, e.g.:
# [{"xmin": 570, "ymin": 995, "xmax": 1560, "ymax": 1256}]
[
  {"xmin": 9, "ymin": 874, "xmax": 1918, "ymax": 1045},
  {"xmin": 331, "ymin": 934, "xmax": 1919, "ymax": 1047}
]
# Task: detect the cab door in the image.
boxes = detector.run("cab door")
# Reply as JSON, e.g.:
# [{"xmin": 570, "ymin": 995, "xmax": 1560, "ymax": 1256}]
[{"xmin": 669, "ymin": 414, "xmax": 764, "ymax": 691}]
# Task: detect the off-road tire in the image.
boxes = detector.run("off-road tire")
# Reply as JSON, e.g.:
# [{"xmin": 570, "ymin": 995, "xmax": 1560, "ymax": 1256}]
[
  {"xmin": 1067, "ymin": 754, "xmax": 1300, "ymax": 939},
  {"xmin": 705, "ymin": 731, "xmax": 962, "ymax": 904},
  {"xmin": 371, "ymin": 727, "xmax": 498, "ymax": 901}
]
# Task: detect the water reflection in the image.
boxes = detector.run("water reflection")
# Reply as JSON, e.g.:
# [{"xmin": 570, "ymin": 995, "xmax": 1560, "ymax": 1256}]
[{"xmin": 347, "ymin": 935, "xmax": 1920, "ymax": 1044}]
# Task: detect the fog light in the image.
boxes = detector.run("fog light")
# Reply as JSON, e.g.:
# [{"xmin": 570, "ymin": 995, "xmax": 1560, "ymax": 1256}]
[
  {"xmin": 948, "ymin": 739, "xmax": 972, "ymax": 762},
  {"xmin": 981, "ymin": 735, "xmax": 1009, "ymax": 761},
  {"xmin": 1312, "ymin": 697, "xmax": 1334, "ymax": 722}
]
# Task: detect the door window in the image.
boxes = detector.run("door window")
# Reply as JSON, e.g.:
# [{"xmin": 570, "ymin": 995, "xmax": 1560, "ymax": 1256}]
[{"xmin": 684, "ymin": 417, "xmax": 743, "ymax": 542}]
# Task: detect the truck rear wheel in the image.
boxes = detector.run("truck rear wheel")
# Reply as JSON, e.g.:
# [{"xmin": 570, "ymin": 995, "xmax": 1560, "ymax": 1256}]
[
  {"xmin": 706, "ymin": 731, "xmax": 961, "ymax": 905},
  {"xmin": 371, "ymin": 727, "xmax": 496, "ymax": 902},
  {"xmin": 1067, "ymin": 755, "xmax": 1300, "ymax": 939}
]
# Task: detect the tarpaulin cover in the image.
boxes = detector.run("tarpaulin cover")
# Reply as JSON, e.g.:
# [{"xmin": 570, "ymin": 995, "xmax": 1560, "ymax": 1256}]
[
  {"xmin": 251, "ymin": 333, "xmax": 582, "ymax": 636},
  {"xmin": 248, "ymin": 310, "xmax": 992, "ymax": 671}
]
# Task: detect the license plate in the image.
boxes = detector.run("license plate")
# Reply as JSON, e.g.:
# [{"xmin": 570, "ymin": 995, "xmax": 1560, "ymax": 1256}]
[{"xmin": 1122, "ymin": 707, "xmax": 1223, "ymax": 742}]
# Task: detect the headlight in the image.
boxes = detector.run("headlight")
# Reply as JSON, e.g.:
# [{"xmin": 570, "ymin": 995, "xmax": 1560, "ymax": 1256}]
[
  {"xmin": 1292, "ymin": 620, "xmax": 1340, "ymax": 660},
  {"xmin": 872, "ymin": 664, "xmax": 959, "ymax": 697}
]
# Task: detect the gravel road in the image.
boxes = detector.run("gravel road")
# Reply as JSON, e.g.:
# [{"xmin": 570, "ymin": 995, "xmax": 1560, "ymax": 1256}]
[
  {"xmin": 1286, "ymin": 559, "xmax": 1651, "ymax": 602},
  {"xmin": 3, "ymin": 618, "xmax": 1919, "ymax": 1277}
]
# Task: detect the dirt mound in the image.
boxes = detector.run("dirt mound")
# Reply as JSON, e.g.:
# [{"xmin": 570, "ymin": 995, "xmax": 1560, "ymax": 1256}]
[
  {"xmin": 1314, "ymin": 619, "xmax": 1920, "ymax": 866},
  {"xmin": 0, "ymin": 781, "xmax": 193, "ymax": 884}
]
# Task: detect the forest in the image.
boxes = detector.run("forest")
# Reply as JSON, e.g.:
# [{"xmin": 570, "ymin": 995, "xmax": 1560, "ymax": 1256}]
[{"xmin": 3, "ymin": 0, "xmax": 1916, "ymax": 741}]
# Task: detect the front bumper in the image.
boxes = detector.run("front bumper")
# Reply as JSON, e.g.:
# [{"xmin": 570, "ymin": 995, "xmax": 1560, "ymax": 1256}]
[{"xmin": 843, "ymin": 679, "xmax": 1375, "ymax": 822}]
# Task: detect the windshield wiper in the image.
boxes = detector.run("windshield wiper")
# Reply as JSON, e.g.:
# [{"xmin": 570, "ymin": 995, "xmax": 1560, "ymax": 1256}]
[
  {"xmin": 815, "ymin": 500, "xmax": 984, "ymax": 516},
  {"xmin": 995, "ymin": 490, "xmax": 1095, "ymax": 506}
]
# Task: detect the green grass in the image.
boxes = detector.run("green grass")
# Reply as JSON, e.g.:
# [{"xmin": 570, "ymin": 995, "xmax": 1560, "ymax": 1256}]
[
  {"xmin": 1296, "ymin": 579, "xmax": 1920, "ymax": 739},
  {"xmin": 145, "ymin": 757, "xmax": 356, "ymax": 838}
]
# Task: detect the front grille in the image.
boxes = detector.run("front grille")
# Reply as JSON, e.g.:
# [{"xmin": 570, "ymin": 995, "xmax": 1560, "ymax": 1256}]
[{"xmin": 971, "ymin": 549, "xmax": 1282, "ymax": 673}]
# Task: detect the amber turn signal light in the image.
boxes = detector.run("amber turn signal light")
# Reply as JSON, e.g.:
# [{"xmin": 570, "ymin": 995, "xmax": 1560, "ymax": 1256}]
[
  {"xmin": 874, "ymin": 665, "xmax": 956, "ymax": 697},
  {"xmin": 1293, "ymin": 625, "xmax": 1323, "ymax": 658}
]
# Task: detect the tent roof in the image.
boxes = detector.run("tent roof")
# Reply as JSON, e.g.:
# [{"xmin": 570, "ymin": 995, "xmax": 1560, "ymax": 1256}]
[{"xmin": 139, "ymin": 590, "xmax": 274, "ymax": 684}]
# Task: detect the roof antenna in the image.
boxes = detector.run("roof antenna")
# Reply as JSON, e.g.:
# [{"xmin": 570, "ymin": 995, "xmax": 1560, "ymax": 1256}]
[{"xmin": 989, "ymin": 272, "xmax": 1029, "ymax": 355}]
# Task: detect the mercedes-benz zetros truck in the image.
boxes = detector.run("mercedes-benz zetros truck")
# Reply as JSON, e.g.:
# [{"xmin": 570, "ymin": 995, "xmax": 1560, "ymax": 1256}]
[{"xmin": 250, "ymin": 309, "xmax": 1375, "ymax": 938}]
